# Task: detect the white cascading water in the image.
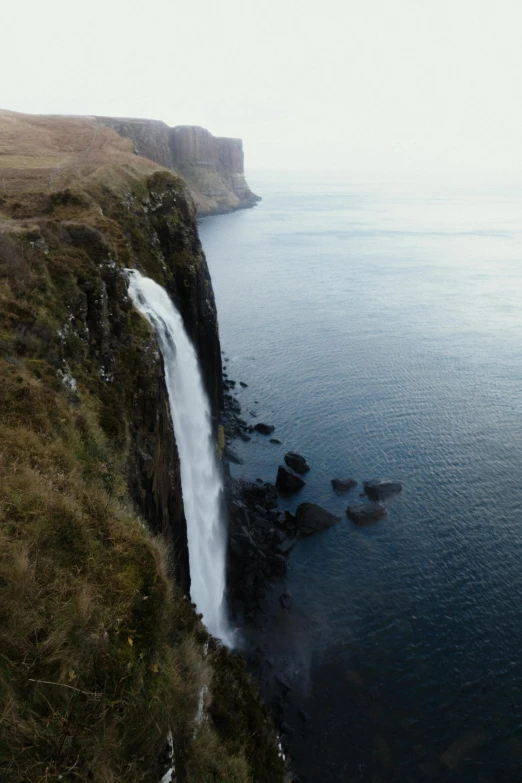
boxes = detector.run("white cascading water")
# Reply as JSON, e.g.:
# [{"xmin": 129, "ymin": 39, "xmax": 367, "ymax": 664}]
[{"xmin": 127, "ymin": 270, "xmax": 232, "ymax": 645}]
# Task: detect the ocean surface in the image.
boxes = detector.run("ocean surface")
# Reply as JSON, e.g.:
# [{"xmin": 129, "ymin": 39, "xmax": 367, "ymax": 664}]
[{"xmin": 199, "ymin": 172, "xmax": 522, "ymax": 782}]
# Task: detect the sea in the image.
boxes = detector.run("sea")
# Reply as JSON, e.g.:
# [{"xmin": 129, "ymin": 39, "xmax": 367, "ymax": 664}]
[{"xmin": 198, "ymin": 171, "xmax": 522, "ymax": 782}]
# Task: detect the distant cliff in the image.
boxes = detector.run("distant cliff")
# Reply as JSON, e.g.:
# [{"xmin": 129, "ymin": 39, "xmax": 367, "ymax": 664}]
[{"xmin": 97, "ymin": 117, "xmax": 261, "ymax": 216}]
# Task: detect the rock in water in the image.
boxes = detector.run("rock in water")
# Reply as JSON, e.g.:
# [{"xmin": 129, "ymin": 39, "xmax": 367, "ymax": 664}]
[
  {"xmin": 276, "ymin": 466, "xmax": 305, "ymax": 493},
  {"xmin": 346, "ymin": 502, "xmax": 387, "ymax": 525},
  {"xmin": 270, "ymin": 438, "xmax": 282, "ymax": 444},
  {"xmin": 363, "ymin": 479, "xmax": 402, "ymax": 500},
  {"xmin": 295, "ymin": 503, "xmax": 341, "ymax": 535},
  {"xmin": 254, "ymin": 422, "xmax": 275, "ymax": 435},
  {"xmin": 284, "ymin": 452, "xmax": 310, "ymax": 474},
  {"xmin": 331, "ymin": 477, "xmax": 358, "ymax": 492},
  {"xmin": 224, "ymin": 447, "xmax": 243, "ymax": 464}
]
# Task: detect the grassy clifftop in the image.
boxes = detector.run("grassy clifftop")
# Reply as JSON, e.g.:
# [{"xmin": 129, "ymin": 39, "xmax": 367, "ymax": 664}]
[{"xmin": 0, "ymin": 110, "xmax": 284, "ymax": 783}]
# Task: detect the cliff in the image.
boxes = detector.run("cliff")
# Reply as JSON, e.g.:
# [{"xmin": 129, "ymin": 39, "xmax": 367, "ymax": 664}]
[
  {"xmin": 97, "ymin": 116, "xmax": 261, "ymax": 215},
  {"xmin": 0, "ymin": 109, "xmax": 282, "ymax": 783}
]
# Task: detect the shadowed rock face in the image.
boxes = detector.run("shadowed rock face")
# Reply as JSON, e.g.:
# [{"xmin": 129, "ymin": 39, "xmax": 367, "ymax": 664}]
[
  {"xmin": 170, "ymin": 125, "xmax": 219, "ymax": 165},
  {"xmin": 98, "ymin": 117, "xmax": 260, "ymax": 215},
  {"xmin": 169, "ymin": 126, "xmax": 260, "ymax": 214},
  {"xmin": 96, "ymin": 116, "xmax": 174, "ymax": 169}
]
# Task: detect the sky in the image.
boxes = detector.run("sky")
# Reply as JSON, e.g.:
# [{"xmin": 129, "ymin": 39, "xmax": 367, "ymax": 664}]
[{"xmin": 2, "ymin": 0, "xmax": 522, "ymax": 176}]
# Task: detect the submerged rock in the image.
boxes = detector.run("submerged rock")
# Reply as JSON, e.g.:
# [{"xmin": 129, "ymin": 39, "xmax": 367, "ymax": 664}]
[
  {"xmin": 346, "ymin": 502, "xmax": 387, "ymax": 525},
  {"xmin": 363, "ymin": 479, "xmax": 402, "ymax": 500},
  {"xmin": 270, "ymin": 438, "xmax": 282, "ymax": 444},
  {"xmin": 295, "ymin": 502, "xmax": 341, "ymax": 535},
  {"xmin": 224, "ymin": 447, "xmax": 243, "ymax": 464},
  {"xmin": 276, "ymin": 537, "xmax": 298, "ymax": 555},
  {"xmin": 276, "ymin": 466, "xmax": 305, "ymax": 493},
  {"xmin": 284, "ymin": 452, "xmax": 310, "ymax": 475},
  {"xmin": 331, "ymin": 477, "xmax": 358, "ymax": 492},
  {"xmin": 254, "ymin": 422, "xmax": 275, "ymax": 435}
]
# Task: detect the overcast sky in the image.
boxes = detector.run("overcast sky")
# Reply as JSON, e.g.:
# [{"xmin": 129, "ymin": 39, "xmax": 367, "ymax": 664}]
[{"xmin": 3, "ymin": 0, "xmax": 522, "ymax": 176}]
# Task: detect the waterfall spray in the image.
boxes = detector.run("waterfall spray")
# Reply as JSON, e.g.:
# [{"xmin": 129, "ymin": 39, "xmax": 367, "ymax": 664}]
[{"xmin": 127, "ymin": 270, "xmax": 232, "ymax": 645}]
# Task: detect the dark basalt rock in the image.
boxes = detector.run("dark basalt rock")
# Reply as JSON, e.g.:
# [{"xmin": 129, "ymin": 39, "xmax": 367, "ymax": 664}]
[
  {"xmin": 276, "ymin": 466, "xmax": 305, "ymax": 493},
  {"xmin": 331, "ymin": 477, "xmax": 358, "ymax": 492},
  {"xmin": 224, "ymin": 447, "xmax": 243, "ymax": 464},
  {"xmin": 240, "ymin": 480, "xmax": 278, "ymax": 508},
  {"xmin": 284, "ymin": 452, "xmax": 310, "ymax": 475},
  {"xmin": 128, "ymin": 345, "xmax": 190, "ymax": 594},
  {"xmin": 276, "ymin": 537, "xmax": 298, "ymax": 555},
  {"xmin": 272, "ymin": 554, "xmax": 288, "ymax": 576},
  {"xmin": 253, "ymin": 516, "xmax": 273, "ymax": 533},
  {"xmin": 346, "ymin": 502, "xmax": 387, "ymax": 525},
  {"xmin": 363, "ymin": 479, "xmax": 402, "ymax": 500},
  {"xmin": 254, "ymin": 422, "xmax": 275, "ymax": 435},
  {"xmin": 239, "ymin": 381, "xmax": 248, "ymax": 388},
  {"xmin": 295, "ymin": 502, "xmax": 341, "ymax": 535},
  {"xmin": 269, "ymin": 438, "xmax": 282, "ymax": 444}
]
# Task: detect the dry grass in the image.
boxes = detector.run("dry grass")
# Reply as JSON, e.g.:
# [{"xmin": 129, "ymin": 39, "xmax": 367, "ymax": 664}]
[
  {"xmin": 0, "ymin": 109, "xmax": 161, "ymax": 196},
  {"xmin": 0, "ymin": 352, "xmax": 204, "ymax": 781}
]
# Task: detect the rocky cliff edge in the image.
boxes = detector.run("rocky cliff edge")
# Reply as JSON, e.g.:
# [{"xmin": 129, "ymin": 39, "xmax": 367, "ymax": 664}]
[{"xmin": 97, "ymin": 116, "xmax": 261, "ymax": 216}]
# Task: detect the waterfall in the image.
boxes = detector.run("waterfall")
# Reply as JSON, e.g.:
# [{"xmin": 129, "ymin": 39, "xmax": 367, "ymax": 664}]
[{"xmin": 127, "ymin": 270, "xmax": 232, "ymax": 645}]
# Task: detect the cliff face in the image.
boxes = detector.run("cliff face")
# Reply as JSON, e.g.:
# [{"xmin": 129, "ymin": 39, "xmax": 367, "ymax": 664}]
[
  {"xmin": 98, "ymin": 116, "xmax": 261, "ymax": 216},
  {"xmin": 0, "ymin": 110, "xmax": 282, "ymax": 783}
]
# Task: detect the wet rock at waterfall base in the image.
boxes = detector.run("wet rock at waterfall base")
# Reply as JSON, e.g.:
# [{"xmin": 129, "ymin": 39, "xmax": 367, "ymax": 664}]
[
  {"xmin": 272, "ymin": 554, "xmax": 288, "ymax": 576},
  {"xmin": 346, "ymin": 502, "xmax": 387, "ymax": 525},
  {"xmin": 254, "ymin": 422, "xmax": 275, "ymax": 435},
  {"xmin": 331, "ymin": 477, "xmax": 358, "ymax": 492},
  {"xmin": 284, "ymin": 451, "xmax": 310, "ymax": 474},
  {"xmin": 295, "ymin": 502, "xmax": 341, "ymax": 534},
  {"xmin": 224, "ymin": 446, "xmax": 243, "ymax": 464},
  {"xmin": 226, "ymin": 478, "xmax": 295, "ymax": 616},
  {"xmin": 276, "ymin": 466, "xmax": 305, "ymax": 493},
  {"xmin": 240, "ymin": 480, "xmax": 278, "ymax": 508},
  {"xmin": 270, "ymin": 437, "xmax": 282, "ymax": 444},
  {"xmin": 363, "ymin": 479, "xmax": 402, "ymax": 500},
  {"xmin": 275, "ymin": 537, "xmax": 298, "ymax": 555}
]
